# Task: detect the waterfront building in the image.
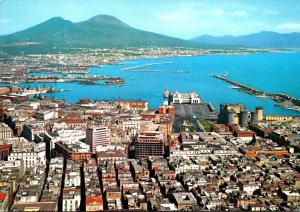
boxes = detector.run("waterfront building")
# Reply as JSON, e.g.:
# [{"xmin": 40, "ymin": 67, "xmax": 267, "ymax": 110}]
[
  {"xmin": 169, "ymin": 91, "xmax": 201, "ymax": 104},
  {"xmin": 219, "ymin": 104, "xmax": 263, "ymax": 126},
  {"xmin": 86, "ymin": 125, "xmax": 110, "ymax": 154},
  {"xmin": 265, "ymin": 115, "xmax": 294, "ymax": 122}
]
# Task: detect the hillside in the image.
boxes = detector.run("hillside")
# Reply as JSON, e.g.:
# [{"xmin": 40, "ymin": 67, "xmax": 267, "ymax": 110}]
[
  {"xmin": 0, "ymin": 15, "xmax": 205, "ymax": 54},
  {"xmin": 191, "ymin": 31, "xmax": 300, "ymax": 49}
]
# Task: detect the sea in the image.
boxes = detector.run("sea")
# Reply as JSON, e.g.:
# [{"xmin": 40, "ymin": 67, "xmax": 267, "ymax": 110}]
[{"xmin": 17, "ymin": 52, "xmax": 300, "ymax": 116}]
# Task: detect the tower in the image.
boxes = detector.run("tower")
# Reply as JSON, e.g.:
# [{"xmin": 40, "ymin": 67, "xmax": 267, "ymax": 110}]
[
  {"xmin": 218, "ymin": 104, "xmax": 227, "ymax": 124},
  {"xmin": 239, "ymin": 110, "xmax": 248, "ymax": 127},
  {"xmin": 250, "ymin": 111, "xmax": 258, "ymax": 125},
  {"xmin": 227, "ymin": 110, "xmax": 235, "ymax": 126},
  {"xmin": 86, "ymin": 125, "xmax": 110, "ymax": 154},
  {"xmin": 256, "ymin": 106, "xmax": 263, "ymax": 122}
]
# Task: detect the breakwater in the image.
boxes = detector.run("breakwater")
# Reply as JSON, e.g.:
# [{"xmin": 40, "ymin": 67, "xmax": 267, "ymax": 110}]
[
  {"xmin": 122, "ymin": 62, "xmax": 172, "ymax": 71},
  {"xmin": 212, "ymin": 74, "xmax": 300, "ymax": 113}
]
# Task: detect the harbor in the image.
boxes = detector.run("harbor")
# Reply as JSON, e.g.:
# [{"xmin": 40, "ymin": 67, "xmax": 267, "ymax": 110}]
[{"xmin": 212, "ymin": 74, "xmax": 300, "ymax": 113}]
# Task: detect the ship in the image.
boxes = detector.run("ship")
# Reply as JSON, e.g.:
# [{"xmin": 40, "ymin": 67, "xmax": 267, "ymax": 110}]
[
  {"xmin": 11, "ymin": 88, "xmax": 47, "ymax": 96},
  {"xmin": 229, "ymin": 85, "xmax": 241, "ymax": 89},
  {"xmin": 104, "ymin": 79, "xmax": 125, "ymax": 85},
  {"xmin": 256, "ymin": 93, "xmax": 268, "ymax": 99}
]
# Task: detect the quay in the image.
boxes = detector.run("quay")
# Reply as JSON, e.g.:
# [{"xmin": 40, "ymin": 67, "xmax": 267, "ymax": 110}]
[
  {"xmin": 1, "ymin": 75, "xmax": 123, "ymax": 84},
  {"xmin": 122, "ymin": 62, "xmax": 172, "ymax": 71},
  {"xmin": 212, "ymin": 74, "xmax": 300, "ymax": 113}
]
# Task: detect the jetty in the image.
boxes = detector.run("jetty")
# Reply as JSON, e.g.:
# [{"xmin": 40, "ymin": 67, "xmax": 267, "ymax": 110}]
[
  {"xmin": 212, "ymin": 74, "xmax": 300, "ymax": 113},
  {"xmin": 122, "ymin": 62, "xmax": 172, "ymax": 71}
]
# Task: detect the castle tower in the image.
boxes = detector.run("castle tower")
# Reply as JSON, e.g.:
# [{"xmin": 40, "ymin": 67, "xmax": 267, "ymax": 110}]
[
  {"xmin": 256, "ymin": 106, "xmax": 263, "ymax": 122},
  {"xmin": 239, "ymin": 110, "xmax": 248, "ymax": 127}
]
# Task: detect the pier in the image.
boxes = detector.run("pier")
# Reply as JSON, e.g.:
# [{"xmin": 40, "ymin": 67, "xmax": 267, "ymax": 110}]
[
  {"xmin": 122, "ymin": 62, "xmax": 172, "ymax": 71},
  {"xmin": 212, "ymin": 74, "xmax": 300, "ymax": 113}
]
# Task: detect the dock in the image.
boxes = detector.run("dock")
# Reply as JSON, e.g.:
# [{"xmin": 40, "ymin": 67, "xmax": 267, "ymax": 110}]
[
  {"xmin": 212, "ymin": 74, "xmax": 300, "ymax": 113},
  {"xmin": 122, "ymin": 62, "xmax": 172, "ymax": 71}
]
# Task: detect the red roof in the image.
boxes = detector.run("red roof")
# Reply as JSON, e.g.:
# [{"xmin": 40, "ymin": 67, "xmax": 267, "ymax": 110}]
[
  {"xmin": 0, "ymin": 192, "xmax": 6, "ymax": 201},
  {"xmin": 86, "ymin": 196, "xmax": 103, "ymax": 205},
  {"xmin": 0, "ymin": 144, "xmax": 12, "ymax": 151}
]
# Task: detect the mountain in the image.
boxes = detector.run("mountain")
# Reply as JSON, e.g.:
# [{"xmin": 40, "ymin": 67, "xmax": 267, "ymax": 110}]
[
  {"xmin": 0, "ymin": 15, "xmax": 206, "ymax": 54},
  {"xmin": 191, "ymin": 31, "xmax": 300, "ymax": 49}
]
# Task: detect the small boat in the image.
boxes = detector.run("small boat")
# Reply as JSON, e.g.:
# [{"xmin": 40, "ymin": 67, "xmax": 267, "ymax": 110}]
[
  {"xmin": 229, "ymin": 85, "xmax": 241, "ymax": 89},
  {"xmin": 256, "ymin": 93, "xmax": 268, "ymax": 99},
  {"xmin": 104, "ymin": 79, "xmax": 125, "ymax": 85}
]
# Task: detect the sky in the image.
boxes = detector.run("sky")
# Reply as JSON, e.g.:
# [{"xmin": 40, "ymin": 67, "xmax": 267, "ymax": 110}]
[{"xmin": 1, "ymin": 0, "xmax": 300, "ymax": 39}]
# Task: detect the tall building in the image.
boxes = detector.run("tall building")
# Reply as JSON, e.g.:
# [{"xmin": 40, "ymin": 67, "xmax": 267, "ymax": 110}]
[
  {"xmin": 86, "ymin": 126, "xmax": 110, "ymax": 154},
  {"xmin": 256, "ymin": 106, "xmax": 263, "ymax": 121},
  {"xmin": 133, "ymin": 131, "xmax": 165, "ymax": 158}
]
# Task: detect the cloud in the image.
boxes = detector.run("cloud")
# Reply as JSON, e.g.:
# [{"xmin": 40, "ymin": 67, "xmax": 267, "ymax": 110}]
[{"xmin": 277, "ymin": 22, "xmax": 300, "ymax": 31}]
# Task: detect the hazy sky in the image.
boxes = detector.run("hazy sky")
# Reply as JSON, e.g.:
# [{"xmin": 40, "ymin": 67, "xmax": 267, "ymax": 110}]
[{"xmin": 1, "ymin": 0, "xmax": 300, "ymax": 39}]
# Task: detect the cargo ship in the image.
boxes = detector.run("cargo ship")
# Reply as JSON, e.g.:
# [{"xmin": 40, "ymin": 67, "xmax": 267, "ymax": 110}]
[{"xmin": 104, "ymin": 79, "xmax": 125, "ymax": 85}]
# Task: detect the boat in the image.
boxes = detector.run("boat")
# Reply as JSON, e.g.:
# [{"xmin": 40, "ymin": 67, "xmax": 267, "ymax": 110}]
[
  {"xmin": 104, "ymin": 79, "xmax": 125, "ymax": 85},
  {"xmin": 256, "ymin": 93, "xmax": 268, "ymax": 99},
  {"xmin": 11, "ymin": 88, "xmax": 46, "ymax": 96},
  {"xmin": 229, "ymin": 85, "xmax": 241, "ymax": 89},
  {"xmin": 275, "ymin": 100, "xmax": 294, "ymax": 109}
]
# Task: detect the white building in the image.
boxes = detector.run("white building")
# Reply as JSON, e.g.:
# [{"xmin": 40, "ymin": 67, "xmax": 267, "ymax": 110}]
[
  {"xmin": 86, "ymin": 125, "xmax": 110, "ymax": 154},
  {"xmin": 63, "ymin": 189, "xmax": 81, "ymax": 211},
  {"xmin": 171, "ymin": 91, "xmax": 201, "ymax": 104},
  {"xmin": 5, "ymin": 138, "xmax": 46, "ymax": 169},
  {"xmin": 35, "ymin": 110, "xmax": 57, "ymax": 121},
  {"xmin": 0, "ymin": 123, "xmax": 13, "ymax": 139}
]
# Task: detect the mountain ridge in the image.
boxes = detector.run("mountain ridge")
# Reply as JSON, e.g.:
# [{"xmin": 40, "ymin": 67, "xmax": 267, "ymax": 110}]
[
  {"xmin": 0, "ymin": 15, "xmax": 208, "ymax": 54},
  {"xmin": 191, "ymin": 31, "xmax": 300, "ymax": 49}
]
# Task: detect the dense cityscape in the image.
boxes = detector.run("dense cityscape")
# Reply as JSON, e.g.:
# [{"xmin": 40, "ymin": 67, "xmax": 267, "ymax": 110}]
[
  {"xmin": 0, "ymin": 84, "xmax": 299, "ymax": 211},
  {"xmin": 1, "ymin": 0, "xmax": 300, "ymax": 211}
]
